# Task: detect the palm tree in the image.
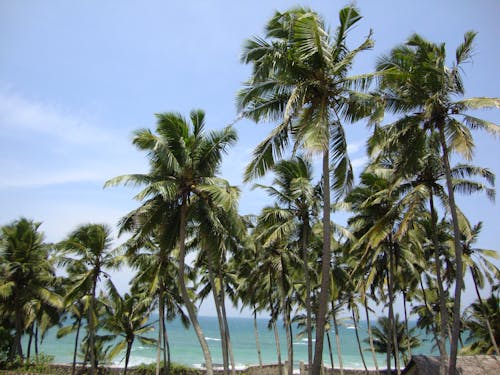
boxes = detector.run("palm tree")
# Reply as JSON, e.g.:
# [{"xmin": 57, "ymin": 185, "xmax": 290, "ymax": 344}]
[
  {"xmin": 253, "ymin": 155, "xmax": 320, "ymax": 367},
  {"xmin": 106, "ymin": 110, "xmax": 237, "ymax": 375},
  {"xmin": 367, "ymin": 315, "xmax": 421, "ymax": 366},
  {"xmin": 59, "ymin": 223, "xmax": 121, "ymax": 375},
  {"xmin": 375, "ymin": 32, "xmax": 500, "ymax": 374},
  {"xmin": 461, "ymin": 294, "xmax": 500, "ymax": 355},
  {"xmin": 238, "ymin": 7, "xmax": 373, "ymax": 372},
  {"xmin": 103, "ymin": 281, "xmax": 156, "ymax": 375},
  {"xmin": 0, "ymin": 218, "xmax": 62, "ymax": 361}
]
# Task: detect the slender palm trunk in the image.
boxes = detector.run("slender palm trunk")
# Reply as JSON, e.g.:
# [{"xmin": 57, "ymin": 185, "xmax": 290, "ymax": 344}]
[
  {"xmin": 332, "ymin": 302, "xmax": 344, "ymax": 375},
  {"xmin": 156, "ymin": 299, "xmax": 162, "ymax": 375},
  {"xmin": 438, "ymin": 125, "xmax": 463, "ymax": 375},
  {"xmin": 89, "ymin": 275, "xmax": 98, "ymax": 375},
  {"xmin": 278, "ymin": 257, "xmax": 293, "ymax": 375},
  {"xmin": 273, "ymin": 319, "xmax": 283, "ymax": 375},
  {"xmin": 124, "ymin": 340, "xmax": 133, "ymax": 375},
  {"xmin": 313, "ymin": 149, "xmax": 331, "ymax": 375},
  {"xmin": 351, "ymin": 306, "xmax": 368, "ymax": 373},
  {"xmin": 219, "ymin": 282, "xmax": 236, "ymax": 375},
  {"xmin": 418, "ymin": 276, "xmax": 442, "ymax": 353},
  {"xmin": 326, "ymin": 331, "xmax": 335, "ymax": 371},
  {"xmin": 72, "ymin": 318, "xmax": 81, "ymax": 375},
  {"xmin": 34, "ymin": 324, "xmax": 39, "ymax": 358},
  {"xmin": 178, "ymin": 198, "xmax": 213, "ymax": 375},
  {"xmin": 364, "ymin": 298, "xmax": 380, "ymax": 375},
  {"xmin": 471, "ymin": 271, "xmax": 499, "ymax": 354},
  {"xmin": 27, "ymin": 327, "xmax": 33, "ymax": 361},
  {"xmin": 402, "ymin": 292, "xmax": 412, "ymax": 365},
  {"xmin": 387, "ymin": 245, "xmax": 400, "ymax": 375},
  {"xmin": 301, "ymin": 217, "xmax": 313, "ymax": 373},
  {"xmin": 207, "ymin": 256, "xmax": 229, "ymax": 374},
  {"xmin": 253, "ymin": 310, "xmax": 263, "ymax": 369},
  {"xmin": 165, "ymin": 319, "xmax": 171, "ymax": 375},
  {"xmin": 429, "ymin": 193, "xmax": 449, "ymax": 375}
]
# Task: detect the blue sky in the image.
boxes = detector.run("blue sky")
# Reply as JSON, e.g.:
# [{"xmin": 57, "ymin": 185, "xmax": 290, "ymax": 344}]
[{"xmin": 1, "ymin": 0, "xmax": 499, "ymax": 317}]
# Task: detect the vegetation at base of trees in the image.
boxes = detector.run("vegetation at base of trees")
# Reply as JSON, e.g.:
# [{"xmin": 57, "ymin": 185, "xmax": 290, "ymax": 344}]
[{"xmin": 1, "ymin": 4, "xmax": 499, "ymax": 375}]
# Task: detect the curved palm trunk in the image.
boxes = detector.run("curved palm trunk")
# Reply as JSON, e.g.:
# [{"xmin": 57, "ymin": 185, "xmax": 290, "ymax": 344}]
[
  {"xmin": 429, "ymin": 193, "xmax": 449, "ymax": 375},
  {"xmin": 72, "ymin": 318, "xmax": 81, "ymax": 375},
  {"xmin": 34, "ymin": 324, "xmax": 39, "ymax": 358},
  {"xmin": 351, "ymin": 306, "xmax": 368, "ymax": 373},
  {"xmin": 438, "ymin": 125, "xmax": 463, "ymax": 375},
  {"xmin": 253, "ymin": 310, "xmax": 263, "ymax": 369},
  {"xmin": 332, "ymin": 302, "xmax": 344, "ymax": 375},
  {"xmin": 301, "ymin": 217, "xmax": 313, "ymax": 373},
  {"xmin": 471, "ymin": 271, "xmax": 499, "ymax": 354},
  {"xmin": 178, "ymin": 199, "xmax": 213, "ymax": 375},
  {"xmin": 27, "ymin": 327, "xmax": 33, "ymax": 361},
  {"xmin": 364, "ymin": 298, "xmax": 380, "ymax": 375},
  {"xmin": 313, "ymin": 149, "xmax": 331, "ymax": 375}
]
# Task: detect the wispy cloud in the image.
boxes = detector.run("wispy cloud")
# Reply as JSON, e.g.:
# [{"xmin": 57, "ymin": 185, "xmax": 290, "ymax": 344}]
[
  {"xmin": 0, "ymin": 89, "xmax": 112, "ymax": 144},
  {"xmin": 0, "ymin": 90, "xmax": 145, "ymax": 189}
]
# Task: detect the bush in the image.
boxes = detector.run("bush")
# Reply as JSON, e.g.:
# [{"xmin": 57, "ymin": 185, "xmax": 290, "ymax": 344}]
[{"xmin": 133, "ymin": 362, "xmax": 204, "ymax": 375}]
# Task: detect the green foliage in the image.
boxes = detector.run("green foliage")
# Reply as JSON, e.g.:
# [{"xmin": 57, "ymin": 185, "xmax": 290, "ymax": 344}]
[{"xmin": 133, "ymin": 362, "xmax": 206, "ymax": 375}]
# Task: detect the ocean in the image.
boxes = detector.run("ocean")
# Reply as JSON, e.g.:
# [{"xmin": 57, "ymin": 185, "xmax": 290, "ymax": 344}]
[{"xmin": 30, "ymin": 316, "xmax": 437, "ymax": 369}]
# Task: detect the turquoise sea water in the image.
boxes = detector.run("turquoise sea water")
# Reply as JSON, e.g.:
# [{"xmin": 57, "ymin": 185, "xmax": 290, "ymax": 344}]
[{"xmin": 31, "ymin": 316, "xmax": 437, "ymax": 369}]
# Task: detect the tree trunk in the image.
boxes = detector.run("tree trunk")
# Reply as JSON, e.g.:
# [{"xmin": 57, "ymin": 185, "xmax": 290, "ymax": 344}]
[
  {"xmin": 253, "ymin": 310, "xmax": 263, "ymax": 369},
  {"xmin": 124, "ymin": 340, "xmax": 133, "ymax": 375},
  {"xmin": 89, "ymin": 272, "xmax": 98, "ymax": 375},
  {"xmin": 326, "ymin": 331, "xmax": 335, "ymax": 371},
  {"xmin": 387, "ymin": 245, "xmax": 400, "ymax": 375},
  {"xmin": 471, "ymin": 270, "xmax": 499, "ymax": 354},
  {"xmin": 302, "ymin": 215, "xmax": 313, "ymax": 373},
  {"xmin": 273, "ymin": 319, "xmax": 283, "ymax": 375},
  {"xmin": 207, "ymin": 255, "xmax": 229, "ymax": 374},
  {"xmin": 402, "ymin": 292, "xmax": 412, "ymax": 365},
  {"xmin": 278, "ymin": 257, "xmax": 293, "ymax": 375},
  {"xmin": 219, "ymin": 281, "xmax": 236, "ymax": 375},
  {"xmin": 332, "ymin": 302, "xmax": 344, "ymax": 375},
  {"xmin": 12, "ymin": 306, "xmax": 24, "ymax": 361},
  {"xmin": 178, "ymin": 198, "xmax": 213, "ymax": 375},
  {"xmin": 34, "ymin": 323, "xmax": 39, "ymax": 358},
  {"xmin": 164, "ymin": 313, "xmax": 171, "ymax": 375},
  {"xmin": 156, "ymin": 299, "xmax": 162, "ymax": 375},
  {"xmin": 351, "ymin": 306, "xmax": 368, "ymax": 373},
  {"xmin": 364, "ymin": 298, "xmax": 380, "ymax": 375},
  {"xmin": 313, "ymin": 149, "xmax": 332, "ymax": 375},
  {"xmin": 437, "ymin": 125, "xmax": 463, "ymax": 375},
  {"xmin": 27, "ymin": 327, "xmax": 33, "ymax": 361},
  {"xmin": 429, "ymin": 193, "xmax": 449, "ymax": 375},
  {"xmin": 72, "ymin": 318, "xmax": 81, "ymax": 375}
]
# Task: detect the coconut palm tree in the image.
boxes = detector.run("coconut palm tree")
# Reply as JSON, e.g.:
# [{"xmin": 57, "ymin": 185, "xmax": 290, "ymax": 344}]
[
  {"xmin": 103, "ymin": 281, "xmax": 156, "ymax": 375},
  {"xmin": 461, "ymin": 294, "xmax": 500, "ymax": 355},
  {"xmin": 238, "ymin": 7, "xmax": 373, "ymax": 372},
  {"xmin": 106, "ymin": 110, "xmax": 237, "ymax": 375},
  {"xmin": 375, "ymin": 32, "xmax": 500, "ymax": 374},
  {"xmin": 0, "ymin": 218, "xmax": 62, "ymax": 361},
  {"xmin": 58, "ymin": 223, "xmax": 121, "ymax": 375},
  {"xmin": 367, "ymin": 314, "xmax": 421, "ymax": 366},
  {"xmin": 253, "ymin": 155, "xmax": 320, "ymax": 367}
]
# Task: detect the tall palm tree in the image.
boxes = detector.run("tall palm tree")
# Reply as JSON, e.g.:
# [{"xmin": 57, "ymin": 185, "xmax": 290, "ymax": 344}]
[
  {"xmin": 59, "ymin": 223, "xmax": 121, "ymax": 375},
  {"xmin": 253, "ymin": 155, "xmax": 320, "ymax": 367},
  {"xmin": 106, "ymin": 110, "xmax": 237, "ymax": 375},
  {"xmin": 375, "ymin": 32, "xmax": 500, "ymax": 374},
  {"xmin": 238, "ymin": 7, "xmax": 373, "ymax": 372},
  {"xmin": 0, "ymin": 218, "xmax": 62, "ymax": 361}
]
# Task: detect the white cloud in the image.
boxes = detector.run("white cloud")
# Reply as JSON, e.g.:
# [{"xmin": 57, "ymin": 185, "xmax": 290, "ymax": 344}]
[
  {"xmin": 0, "ymin": 89, "xmax": 113, "ymax": 144},
  {"xmin": 351, "ymin": 156, "xmax": 368, "ymax": 171},
  {"xmin": 347, "ymin": 140, "xmax": 365, "ymax": 155}
]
